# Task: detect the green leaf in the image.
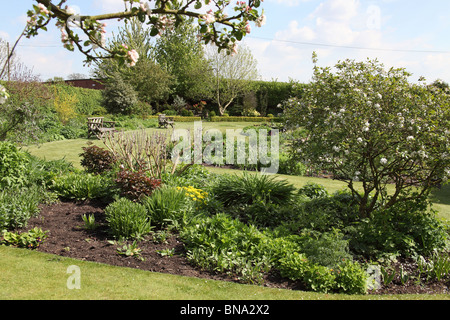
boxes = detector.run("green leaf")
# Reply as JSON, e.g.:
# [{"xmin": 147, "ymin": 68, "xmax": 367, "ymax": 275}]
[{"xmin": 150, "ymin": 26, "xmax": 159, "ymax": 37}]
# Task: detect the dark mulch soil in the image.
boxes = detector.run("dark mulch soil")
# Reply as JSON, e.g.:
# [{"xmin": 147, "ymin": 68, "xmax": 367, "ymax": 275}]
[{"xmin": 19, "ymin": 200, "xmax": 450, "ymax": 296}]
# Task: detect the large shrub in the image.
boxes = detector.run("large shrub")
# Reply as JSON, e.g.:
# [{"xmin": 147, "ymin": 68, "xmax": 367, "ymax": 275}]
[
  {"xmin": 102, "ymin": 72, "xmax": 138, "ymax": 115},
  {"xmin": 283, "ymin": 55, "xmax": 450, "ymax": 218}
]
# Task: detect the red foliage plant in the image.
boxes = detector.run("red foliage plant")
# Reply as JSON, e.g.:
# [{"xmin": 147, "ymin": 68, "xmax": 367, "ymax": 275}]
[{"xmin": 115, "ymin": 170, "xmax": 161, "ymax": 201}]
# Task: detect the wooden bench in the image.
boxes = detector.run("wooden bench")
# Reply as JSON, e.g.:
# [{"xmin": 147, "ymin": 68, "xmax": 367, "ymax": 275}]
[
  {"xmin": 87, "ymin": 117, "xmax": 116, "ymax": 139},
  {"xmin": 158, "ymin": 114, "xmax": 175, "ymax": 129}
]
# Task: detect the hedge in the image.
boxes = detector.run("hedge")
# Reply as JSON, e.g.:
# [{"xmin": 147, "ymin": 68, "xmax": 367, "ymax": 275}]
[
  {"xmin": 210, "ymin": 116, "xmax": 281, "ymax": 122},
  {"xmin": 147, "ymin": 115, "xmax": 202, "ymax": 122}
]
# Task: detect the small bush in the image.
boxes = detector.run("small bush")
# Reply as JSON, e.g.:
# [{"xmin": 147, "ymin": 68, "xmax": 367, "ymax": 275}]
[
  {"xmin": 115, "ymin": 170, "xmax": 162, "ymax": 201},
  {"xmin": 104, "ymin": 197, "xmax": 152, "ymax": 239},
  {"xmin": 0, "ymin": 142, "xmax": 29, "ymax": 188},
  {"xmin": 80, "ymin": 144, "xmax": 116, "ymax": 174},
  {"xmin": 212, "ymin": 172, "xmax": 296, "ymax": 207},
  {"xmin": 298, "ymin": 230, "xmax": 353, "ymax": 268},
  {"xmin": 298, "ymin": 182, "xmax": 329, "ymax": 199},
  {"xmin": 141, "ymin": 186, "xmax": 188, "ymax": 228},
  {"xmin": 0, "ymin": 187, "xmax": 43, "ymax": 230},
  {"xmin": 349, "ymin": 198, "xmax": 449, "ymax": 258},
  {"xmin": 51, "ymin": 172, "xmax": 114, "ymax": 200},
  {"xmin": 334, "ymin": 260, "xmax": 368, "ymax": 295}
]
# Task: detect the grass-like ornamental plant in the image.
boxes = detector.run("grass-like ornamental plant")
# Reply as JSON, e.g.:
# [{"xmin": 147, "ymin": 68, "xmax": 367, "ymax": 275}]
[
  {"xmin": 211, "ymin": 172, "xmax": 296, "ymax": 207},
  {"xmin": 141, "ymin": 186, "xmax": 188, "ymax": 229},
  {"xmin": 104, "ymin": 197, "xmax": 152, "ymax": 240}
]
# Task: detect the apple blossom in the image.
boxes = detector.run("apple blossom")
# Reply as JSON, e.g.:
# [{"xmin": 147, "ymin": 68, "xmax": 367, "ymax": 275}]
[
  {"xmin": 127, "ymin": 49, "xmax": 139, "ymax": 67},
  {"xmin": 203, "ymin": 10, "xmax": 216, "ymax": 25},
  {"xmin": 245, "ymin": 23, "xmax": 251, "ymax": 34},
  {"xmin": 256, "ymin": 14, "xmax": 266, "ymax": 27}
]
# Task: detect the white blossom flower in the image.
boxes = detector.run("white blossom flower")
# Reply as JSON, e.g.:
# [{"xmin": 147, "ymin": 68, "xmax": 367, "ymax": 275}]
[
  {"xmin": 203, "ymin": 10, "xmax": 216, "ymax": 24},
  {"xmin": 0, "ymin": 85, "xmax": 9, "ymax": 104},
  {"xmin": 140, "ymin": 1, "xmax": 152, "ymax": 15},
  {"xmin": 380, "ymin": 158, "xmax": 388, "ymax": 165},
  {"xmin": 38, "ymin": 3, "xmax": 50, "ymax": 15},
  {"xmin": 407, "ymin": 136, "xmax": 414, "ymax": 141},
  {"xmin": 255, "ymin": 14, "xmax": 266, "ymax": 27},
  {"xmin": 127, "ymin": 49, "xmax": 139, "ymax": 67}
]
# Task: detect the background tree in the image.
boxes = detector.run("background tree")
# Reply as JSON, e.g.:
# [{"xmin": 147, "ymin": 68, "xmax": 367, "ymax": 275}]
[
  {"xmin": 207, "ymin": 44, "xmax": 259, "ymax": 115},
  {"xmin": 101, "ymin": 71, "xmax": 138, "ymax": 115},
  {"xmin": 94, "ymin": 18, "xmax": 172, "ymax": 113},
  {"xmin": 154, "ymin": 19, "xmax": 212, "ymax": 103},
  {"xmin": 283, "ymin": 56, "xmax": 450, "ymax": 218},
  {"xmin": 67, "ymin": 73, "xmax": 87, "ymax": 80}
]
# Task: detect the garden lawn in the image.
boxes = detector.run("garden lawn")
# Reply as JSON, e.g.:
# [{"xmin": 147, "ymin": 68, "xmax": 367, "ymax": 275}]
[{"xmin": 2, "ymin": 246, "xmax": 449, "ymax": 300}]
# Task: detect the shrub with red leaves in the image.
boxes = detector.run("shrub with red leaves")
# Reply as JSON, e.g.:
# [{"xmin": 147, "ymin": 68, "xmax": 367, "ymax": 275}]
[
  {"xmin": 115, "ymin": 170, "xmax": 161, "ymax": 201},
  {"xmin": 80, "ymin": 144, "xmax": 116, "ymax": 174}
]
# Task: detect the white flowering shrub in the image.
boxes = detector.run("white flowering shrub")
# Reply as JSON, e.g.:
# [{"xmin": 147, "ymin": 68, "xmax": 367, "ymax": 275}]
[{"xmin": 283, "ymin": 56, "xmax": 450, "ymax": 218}]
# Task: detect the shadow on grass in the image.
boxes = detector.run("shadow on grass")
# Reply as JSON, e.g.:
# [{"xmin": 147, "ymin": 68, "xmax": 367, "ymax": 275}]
[{"xmin": 430, "ymin": 183, "xmax": 450, "ymax": 206}]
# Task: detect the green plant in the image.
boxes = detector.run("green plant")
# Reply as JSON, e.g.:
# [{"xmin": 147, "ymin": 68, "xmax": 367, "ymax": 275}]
[
  {"xmin": 114, "ymin": 240, "xmax": 145, "ymax": 261},
  {"xmin": 298, "ymin": 230, "xmax": 353, "ymax": 269},
  {"xmin": 1, "ymin": 227, "xmax": 48, "ymax": 249},
  {"xmin": 180, "ymin": 213, "xmax": 272, "ymax": 284},
  {"xmin": 82, "ymin": 214, "xmax": 98, "ymax": 231},
  {"xmin": 0, "ymin": 186, "xmax": 43, "ymax": 230},
  {"xmin": 334, "ymin": 260, "xmax": 368, "ymax": 295},
  {"xmin": 0, "ymin": 142, "xmax": 29, "ymax": 188},
  {"xmin": 157, "ymin": 248, "xmax": 175, "ymax": 257},
  {"xmin": 141, "ymin": 186, "xmax": 188, "ymax": 228},
  {"xmin": 417, "ymin": 251, "xmax": 450, "ymax": 282},
  {"xmin": 104, "ymin": 197, "xmax": 152, "ymax": 240},
  {"xmin": 349, "ymin": 198, "xmax": 449, "ymax": 259},
  {"xmin": 212, "ymin": 172, "xmax": 296, "ymax": 207},
  {"xmin": 298, "ymin": 182, "xmax": 329, "ymax": 199},
  {"xmin": 380, "ymin": 266, "xmax": 396, "ymax": 286},
  {"xmin": 51, "ymin": 171, "xmax": 114, "ymax": 200}
]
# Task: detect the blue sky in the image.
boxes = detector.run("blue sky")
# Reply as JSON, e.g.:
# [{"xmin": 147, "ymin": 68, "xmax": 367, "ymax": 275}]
[{"xmin": 2, "ymin": 0, "xmax": 450, "ymax": 83}]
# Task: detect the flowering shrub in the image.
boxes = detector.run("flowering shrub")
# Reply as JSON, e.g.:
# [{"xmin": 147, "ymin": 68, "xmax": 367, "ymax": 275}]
[
  {"xmin": 177, "ymin": 186, "xmax": 208, "ymax": 206},
  {"xmin": 284, "ymin": 55, "xmax": 450, "ymax": 218}
]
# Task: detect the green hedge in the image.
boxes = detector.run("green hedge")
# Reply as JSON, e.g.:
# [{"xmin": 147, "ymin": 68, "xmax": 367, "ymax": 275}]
[
  {"xmin": 147, "ymin": 115, "xmax": 202, "ymax": 122},
  {"xmin": 50, "ymin": 83, "xmax": 104, "ymax": 115},
  {"xmin": 210, "ymin": 116, "xmax": 280, "ymax": 122}
]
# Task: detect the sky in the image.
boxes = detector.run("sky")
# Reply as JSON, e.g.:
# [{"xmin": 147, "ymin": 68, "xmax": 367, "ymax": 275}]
[{"xmin": 1, "ymin": 0, "xmax": 450, "ymax": 84}]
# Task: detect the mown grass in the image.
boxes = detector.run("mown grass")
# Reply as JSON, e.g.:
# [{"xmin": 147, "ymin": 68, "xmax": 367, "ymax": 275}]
[{"xmin": 2, "ymin": 246, "xmax": 449, "ymax": 300}]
